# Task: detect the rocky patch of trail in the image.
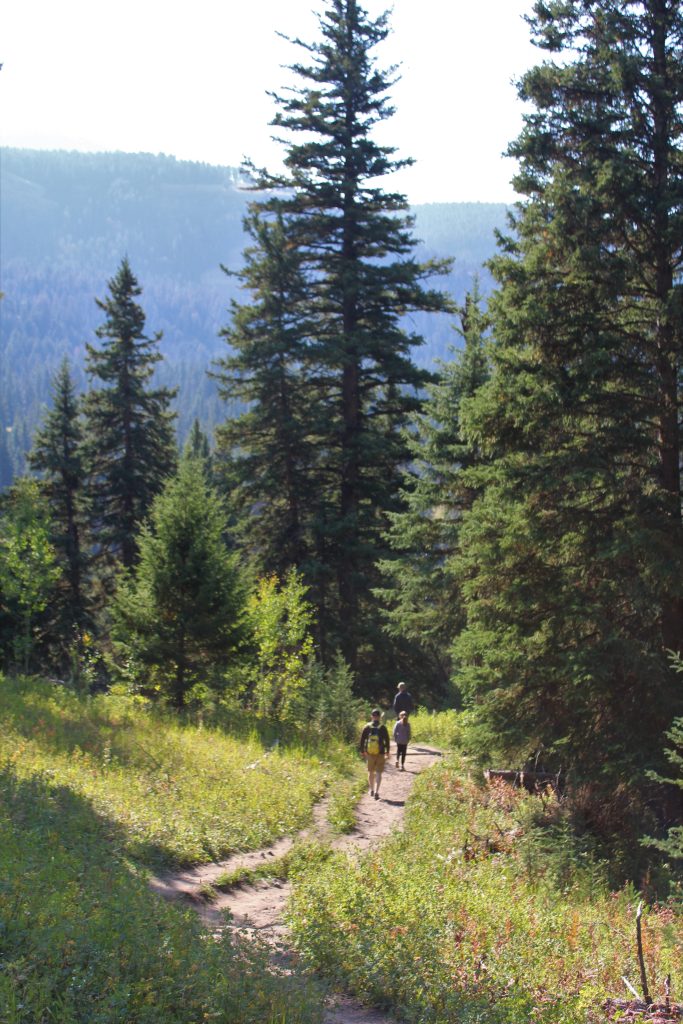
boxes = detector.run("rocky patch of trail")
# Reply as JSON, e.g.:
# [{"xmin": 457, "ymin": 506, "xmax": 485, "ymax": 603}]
[{"xmin": 151, "ymin": 744, "xmax": 442, "ymax": 1022}]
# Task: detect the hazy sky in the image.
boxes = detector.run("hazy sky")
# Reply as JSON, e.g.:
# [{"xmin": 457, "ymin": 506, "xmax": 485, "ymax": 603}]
[{"xmin": 2, "ymin": 0, "xmax": 538, "ymax": 204}]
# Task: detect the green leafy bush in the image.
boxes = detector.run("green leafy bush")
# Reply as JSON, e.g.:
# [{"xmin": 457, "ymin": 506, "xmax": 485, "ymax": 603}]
[{"xmin": 408, "ymin": 707, "xmax": 464, "ymax": 749}]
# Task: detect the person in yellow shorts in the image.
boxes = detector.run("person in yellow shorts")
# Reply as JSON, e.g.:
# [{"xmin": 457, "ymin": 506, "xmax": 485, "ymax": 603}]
[{"xmin": 359, "ymin": 708, "xmax": 391, "ymax": 800}]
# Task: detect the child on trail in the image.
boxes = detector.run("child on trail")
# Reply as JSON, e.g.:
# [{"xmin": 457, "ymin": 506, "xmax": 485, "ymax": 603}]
[
  {"xmin": 393, "ymin": 710, "xmax": 411, "ymax": 771},
  {"xmin": 359, "ymin": 708, "xmax": 391, "ymax": 800}
]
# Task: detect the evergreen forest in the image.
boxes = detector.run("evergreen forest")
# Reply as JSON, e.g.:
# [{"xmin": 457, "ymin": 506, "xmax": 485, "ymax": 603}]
[{"xmin": 1, "ymin": 1, "xmax": 682, "ymax": 1022}]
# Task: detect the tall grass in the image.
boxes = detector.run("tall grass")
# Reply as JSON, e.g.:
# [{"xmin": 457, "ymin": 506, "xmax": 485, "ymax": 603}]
[
  {"xmin": 408, "ymin": 706, "xmax": 463, "ymax": 749},
  {"xmin": 0, "ymin": 675, "xmax": 352, "ymax": 865},
  {"xmin": 0, "ymin": 674, "xmax": 355, "ymax": 1023},
  {"xmin": 0, "ymin": 763, "xmax": 322, "ymax": 1024},
  {"xmin": 288, "ymin": 756, "xmax": 682, "ymax": 1024}
]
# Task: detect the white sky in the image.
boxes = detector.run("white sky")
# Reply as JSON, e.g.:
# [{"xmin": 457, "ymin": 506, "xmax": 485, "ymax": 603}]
[{"xmin": 1, "ymin": 0, "xmax": 538, "ymax": 204}]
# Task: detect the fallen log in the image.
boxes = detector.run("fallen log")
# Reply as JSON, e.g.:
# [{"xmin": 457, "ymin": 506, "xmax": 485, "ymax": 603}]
[{"xmin": 484, "ymin": 768, "xmax": 562, "ymax": 794}]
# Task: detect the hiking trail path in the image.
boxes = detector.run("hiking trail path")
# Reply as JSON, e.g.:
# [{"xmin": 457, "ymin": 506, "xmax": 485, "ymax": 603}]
[{"xmin": 150, "ymin": 743, "xmax": 442, "ymax": 1024}]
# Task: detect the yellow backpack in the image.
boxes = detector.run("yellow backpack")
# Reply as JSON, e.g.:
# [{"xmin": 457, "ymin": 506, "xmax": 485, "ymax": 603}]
[{"xmin": 366, "ymin": 726, "xmax": 381, "ymax": 755}]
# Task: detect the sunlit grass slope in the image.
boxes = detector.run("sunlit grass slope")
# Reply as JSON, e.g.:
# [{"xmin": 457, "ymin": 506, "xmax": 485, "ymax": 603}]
[
  {"xmin": 1, "ymin": 675, "xmax": 347, "ymax": 865},
  {"xmin": 0, "ymin": 674, "xmax": 352, "ymax": 1024},
  {"xmin": 0, "ymin": 761, "xmax": 322, "ymax": 1024},
  {"xmin": 289, "ymin": 755, "xmax": 682, "ymax": 1024}
]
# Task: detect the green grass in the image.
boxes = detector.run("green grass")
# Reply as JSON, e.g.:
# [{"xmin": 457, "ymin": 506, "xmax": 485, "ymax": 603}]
[
  {"xmin": 287, "ymin": 756, "xmax": 683, "ymax": 1024},
  {"xmin": 0, "ymin": 674, "xmax": 359, "ymax": 1024},
  {"xmin": 325, "ymin": 762, "xmax": 367, "ymax": 833},
  {"xmin": 0, "ymin": 675, "xmax": 353, "ymax": 866},
  {"xmin": 408, "ymin": 706, "xmax": 464, "ymax": 749},
  {"xmin": 0, "ymin": 762, "xmax": 323, "ymax": 1024}
]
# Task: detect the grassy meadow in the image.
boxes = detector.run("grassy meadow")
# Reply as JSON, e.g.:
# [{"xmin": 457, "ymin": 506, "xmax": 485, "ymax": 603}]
[
  {"xmin": 0, "ymin": 674, "xmax": 355, "ymax": 1024},
  {"xmin": 288, "ymin": 755, "xmax": 683, "ymax": 1024}
]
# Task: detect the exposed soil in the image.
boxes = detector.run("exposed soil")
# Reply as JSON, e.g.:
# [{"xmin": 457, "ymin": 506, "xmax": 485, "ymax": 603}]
[{"xmin": 150, "ymin": 744, "xmax": 442, "ymax": 1023}]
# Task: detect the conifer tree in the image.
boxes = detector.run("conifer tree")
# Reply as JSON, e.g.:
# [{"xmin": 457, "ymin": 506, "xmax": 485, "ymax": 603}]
[
  {"xmin": 217, "ymin": 0, "xmax": 451, "ymax": 679},
  {"xmin": 0, "ymin": 478, "xmax": 60, "ymax": 672},
  {"xmin": 28, "ymin": 359, "xmax": 88, "ymax": 632},
  {"xmin": 377, "ymin": 285, "xmax": 490, "ymax": 694},
  {"xmin": 111, "ymin": 457, "xmax": 247, "ymax": 708},
  {"xmin": 214, "ymin": 210, "xmax": 321, "ymax": 580},
  {"xmin": 184, "ymin": 418, "xmax": 211, "ymax": 465},
  {"xmin": 454, "ymin": 0, "xmax": 683, "ymax": 784},
  {"xmin": 82, "ymin": 258, "xmax": 177, "ymax": 571}
]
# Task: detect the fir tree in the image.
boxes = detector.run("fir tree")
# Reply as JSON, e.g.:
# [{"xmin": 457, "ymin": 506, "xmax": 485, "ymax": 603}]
[
  {"xmin": 82, "ymin": 258, "xmax": 177, "ymax": 571},
  {"xmin": 453, "ymin": 0, "xmax": 683, "ymax": 786},
  {"xmin": 111, "ymin": 458, "xmax": 247, "ymax": 708},
  {"xmin": 28, "ymin": 359, "xmax": 88, "ymax": 633},
  {"xmin": 184, "ymin": 418, "xmax": 211, "ymax": 465},
  {"xmin": 218, "ymin": 0, "xmax": 452, "ymax": 680}
]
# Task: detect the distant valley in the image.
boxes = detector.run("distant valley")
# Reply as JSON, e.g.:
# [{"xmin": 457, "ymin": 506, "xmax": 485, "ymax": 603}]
[{"xmin": 0, "ymin": 148, "xmax": 508, "ymax": 485}]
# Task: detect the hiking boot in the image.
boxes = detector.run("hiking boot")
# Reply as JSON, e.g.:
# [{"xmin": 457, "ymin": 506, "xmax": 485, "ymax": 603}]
[
  {"xmin": 374, "ymin": 792, "xmax": 380, "ymax": 800},
  {"xmin": 400, "ymin": 765, "xmax": 405, "ymax": 771},
  {"xmin": 369, "ymin": 789, "xmax": 374, "ymax": 796}
]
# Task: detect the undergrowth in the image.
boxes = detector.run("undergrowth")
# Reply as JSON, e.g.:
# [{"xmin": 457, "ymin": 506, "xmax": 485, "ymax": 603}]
[
  {"xmin": 408, "ymin": 707, "xmax": 463, "ymax": 749},
  {"xmin": 288, "ymin": 756, "xmax": 683, "ymax": 1024}
]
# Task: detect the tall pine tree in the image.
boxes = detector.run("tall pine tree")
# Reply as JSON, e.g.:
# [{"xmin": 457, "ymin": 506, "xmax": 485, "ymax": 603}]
[
  {"xmin": 453, "ymin": 1, "xmax": 683, "ymax": 790},
  {"xmin": 216, "ymin": 0, "xmax": 451, "ymax": 683},
  {"xmin": 82, "ymin": 258, "xmax": 177, "ymax": 571}
]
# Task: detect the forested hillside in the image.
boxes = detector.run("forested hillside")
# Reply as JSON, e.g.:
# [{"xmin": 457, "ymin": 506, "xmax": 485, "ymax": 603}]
[{"xmin": 0, "ymin": 147, "xmax": 506, "ymax": 486}]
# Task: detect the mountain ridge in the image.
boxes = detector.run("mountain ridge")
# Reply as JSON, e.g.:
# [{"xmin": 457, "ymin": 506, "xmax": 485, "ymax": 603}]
[{"xmin": 0, "ymin": 148, "xmax": 508, "ymax": 486}]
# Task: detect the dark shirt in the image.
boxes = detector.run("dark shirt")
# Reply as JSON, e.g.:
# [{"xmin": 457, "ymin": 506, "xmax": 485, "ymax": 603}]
[
  {"xmin": 359, "ymin": 722, "xmax": 390, "ymax": 755},
  {"xmin": 393, "ymin": 690, "xmax": 414, "ymax": 715}
]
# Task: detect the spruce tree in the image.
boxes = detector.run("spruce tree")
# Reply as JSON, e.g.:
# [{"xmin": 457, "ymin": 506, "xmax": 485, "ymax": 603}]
[
  {"xmin": 377, "ymin": 285, "xmax": 490, "ymax": 696},
  {"xmin": 217, "ymin": 0, "xmax": 451, "ymax": 681},
  {"xmin": 453, "ymin": 1, "xmax": 683, "ymax": 786},
  {"xmin": 111, "ymin": 457, "xmax": 247, "ymax": 708},
  {"xmin": 28, "ymin": 359, "xmax": 88, "ymax": 634},
  {"xmin": 82, "ymin": 258, "xmax": 177, "ymax": 571}
]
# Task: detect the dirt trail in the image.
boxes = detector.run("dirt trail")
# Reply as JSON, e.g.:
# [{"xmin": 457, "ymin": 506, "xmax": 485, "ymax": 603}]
[{"xmin": 150, "ymin": 744, "xmax": 442, "ymax": 1023}]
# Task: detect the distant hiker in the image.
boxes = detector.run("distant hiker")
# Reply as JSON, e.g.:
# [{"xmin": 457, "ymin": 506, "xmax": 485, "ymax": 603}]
[
  {"xmin": 392, "ymin": 681, "xmax": 414, "ymax": 718},
  {"xmin": 359, "ymin": 708, "xmax": 391, "ymax": 800},
  {"xmin": 393, "ymin": 710, "xmax": 411, "ymax": 771}
]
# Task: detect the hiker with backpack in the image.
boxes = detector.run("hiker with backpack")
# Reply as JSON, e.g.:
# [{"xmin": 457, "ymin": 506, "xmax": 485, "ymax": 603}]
[{"xmin": 359, "ymin": 708, "xmax": 391, "ymax": 800}]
